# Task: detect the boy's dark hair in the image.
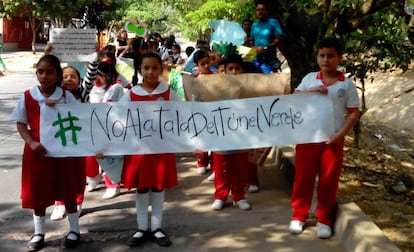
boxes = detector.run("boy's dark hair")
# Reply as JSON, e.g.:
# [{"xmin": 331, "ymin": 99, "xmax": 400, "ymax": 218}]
[
  {"xmin": 218, "ymin": 58, "xmax": 226, "ymax": 67},
  {"xmin": 242, "ymin": 18, "xmax": 253, "ymax": 25},
  {"xmin": 255, "ymin": 1, "xmax": 268, "ymax": 8},
  {"xmin": 193, "ymin": 50, "xmax": 210, "ymax": 65},
  {"xmin": 185, "ymin": 46, "xmax": 195, "ymax": 57},
  {"xmin": 172, "ymin": 44, "xmax": 181, "ymax": 51},
  {"xmin": 318, "ymin": 37, "xmax": 343, "ymax": 55},
  {"xmin": 195, "ymin": 40, "xmax": 210, "ymax": 51},
  {"xmin": 224, "ymin": 54, "xmax": 243, "ymax": 68},
  {"xmin": 37, "ymin": 54, "xmax": 63, "ymax": 86}
]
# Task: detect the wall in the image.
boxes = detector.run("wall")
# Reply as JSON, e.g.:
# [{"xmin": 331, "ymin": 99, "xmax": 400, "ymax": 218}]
[{"xmin": 1, "ymin": 17, "xmax": 32, "ymax": 51}]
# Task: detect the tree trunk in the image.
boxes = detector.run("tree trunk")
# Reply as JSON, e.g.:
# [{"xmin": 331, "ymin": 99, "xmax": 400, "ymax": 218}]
[
  {"xmin": 28, "ymin": 16, "xmax": 36, "ymax": 54},
  {"xmin": 353, "ymin": 77, "xmax": 366, "ymax": 148}
]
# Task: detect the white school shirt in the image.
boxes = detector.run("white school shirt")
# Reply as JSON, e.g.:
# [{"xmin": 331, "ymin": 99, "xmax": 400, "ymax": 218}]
[
  {"xmin": 89, "ymin": 83, "xmax": 124, "ymax": 103},
  {"xmin": 120, "ymin": 82, "xmax": 181, "ymax": 102},
  {"xmin": 295, "ymin": 71, "xmax": 360, "ymax": 132},
  {"xmin": 11, "ymin": 85, "xmax": 79, "ymax": 124}
]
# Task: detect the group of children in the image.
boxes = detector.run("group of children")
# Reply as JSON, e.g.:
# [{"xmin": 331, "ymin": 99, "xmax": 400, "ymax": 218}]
[
  {"xmin": 11, "ymin": 36, "xmax": 359, "ymax": 250},
  {"xmin": 191, "ymin": 49, "xmax": 262, "ymax": 211}
]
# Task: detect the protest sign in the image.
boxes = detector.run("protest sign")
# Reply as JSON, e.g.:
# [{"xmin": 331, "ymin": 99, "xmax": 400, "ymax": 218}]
[
  {"xmin": 183, "ymin": 73, "xmax": 290, "ymax": 101},
  {"xmin": 40, "ymin": 94, "xmax": 335, "ymax": 157},
  {"xmin": 49, "ymin": 28, "xmax": 96, "ymax": 62}
]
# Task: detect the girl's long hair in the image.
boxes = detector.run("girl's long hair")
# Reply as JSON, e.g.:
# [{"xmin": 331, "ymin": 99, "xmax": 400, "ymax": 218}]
[{"xmin": 132, "ymin": 37, "xmax": 149, "ymax": 86}]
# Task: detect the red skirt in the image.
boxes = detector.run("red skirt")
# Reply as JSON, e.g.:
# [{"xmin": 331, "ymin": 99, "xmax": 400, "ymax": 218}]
[
  {"xmin": 122, "ymin": 153, "xmax": 178, "ymax": 190},
  {"xmin": 21, "ymin": 144, "xmax": 85, "ymax": 210}
]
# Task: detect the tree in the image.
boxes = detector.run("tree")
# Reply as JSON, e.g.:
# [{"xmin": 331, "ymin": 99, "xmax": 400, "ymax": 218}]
[
  {"xmin": 1, "ymin": 0, "xmax": 85, "ymax": 53},
  {"xmin": 124, "ymin": 0, "xmax": 173, "ymax": 35},
  {"xmin": 80, "ymin": 0, "xmax": 127, "ymax": 47},
  {"xmin": 257, "ymin": 0, "xmax": 414, "ymax": 145},
  {"xmin": 176, "ymin": 0, "xmax": 254, "ymax": 41}
]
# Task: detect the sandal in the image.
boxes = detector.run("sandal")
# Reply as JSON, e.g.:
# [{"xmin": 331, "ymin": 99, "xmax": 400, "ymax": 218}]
[
  {"xmin": 127, "ymin": 229, "xmax": 149, "ymax": 246},
  {"xmin": 27, "ymin": 234, "xmax": 45, "ymax": 251},
  {"xmin": 62, "ymin": 231, "xmax": 81, "ymax": 248},
  {"xmin": 151, "ymin": 228, "xmax": 172, "ymax": 247}
]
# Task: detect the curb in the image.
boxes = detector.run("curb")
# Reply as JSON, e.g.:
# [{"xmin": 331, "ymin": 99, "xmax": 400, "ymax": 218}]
[
  {"xmin": 274, "ymin": 146, "xmax": 402, "ymax": 252},
  {"xmin": 335, "ymin": 203, "xmax": 402, "ymax": 252}
]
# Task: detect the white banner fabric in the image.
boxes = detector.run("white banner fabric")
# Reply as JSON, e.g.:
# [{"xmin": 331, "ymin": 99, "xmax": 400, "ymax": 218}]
[{"xmin": 40, "ymin": 93, "xmax": 335, "ymax": 157}]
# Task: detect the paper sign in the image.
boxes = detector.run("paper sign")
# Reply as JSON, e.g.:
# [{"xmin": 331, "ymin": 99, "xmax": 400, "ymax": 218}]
[{"xmin": 50, "ymin": 28, "xmax": 96, "ymax": 62}]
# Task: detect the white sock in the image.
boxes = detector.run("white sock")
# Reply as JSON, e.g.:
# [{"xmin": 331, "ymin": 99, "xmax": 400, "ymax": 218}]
[
  {"xmin": 150, "ymin": 190, "xmax": 165, "ymax": 231},
  {"xmin": 136, "ymin": 192, "xmax": 150, "ymax": 231},
  {"xmin": 33, "ymin": 215, "xmax": 45, "ymax": 238},
  {"xmin": 67, "ymin": 212, "xmax": 80, "ymax": 240}
]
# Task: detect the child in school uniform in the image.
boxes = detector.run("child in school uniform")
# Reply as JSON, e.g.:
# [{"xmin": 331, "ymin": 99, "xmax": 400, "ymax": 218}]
[
  {"xmin": 86, "ymin": 61, "xmax": 124, "ymax": 199},
  {"xmin": 11, "ymin": 55, "xmax": 83, "ymax": 250},
  {"xmin": 120, "ymin": 52, "xmax": 181, "ymax": 247},
  {"xmin": 289, "ymin": 37, "xmax": 359, "ymax": 238},
  {"xmin": 210, "ymin": 54, "xmax": 252, "ymax": 211},
  {"xmin": 49, "ymin": 51, "xmax": 99, "ymax": 221},
  {"xmin": 84, "ymin": 49, "xmax": 135, "ymax": 193},
  {"xmin": 192, "ymin": 50, "xmax": 214, "ymax": 174}
]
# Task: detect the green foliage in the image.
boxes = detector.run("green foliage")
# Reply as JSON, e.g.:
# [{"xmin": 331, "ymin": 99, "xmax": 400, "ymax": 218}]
[
  {"xmin": 82, "ymin": 0, "xmax": 125, "ymax": 31},
  {"xmin": 211, "ymin": 41, "xmax": 238, "ymax": 56},
  {"xmin": 182, "ymin": 0, "xmax": 252, "ymax": 41},
  {"xmin": 1, "ymin": 0, "xmax": 85, "ymax": 23},
  {"xmin": 124, "ymin": 0, "xmax": 173, "ymax": 34},
  {"xmin": 341, "ymin": 7, "xmax": 414, "ymax": 81}
]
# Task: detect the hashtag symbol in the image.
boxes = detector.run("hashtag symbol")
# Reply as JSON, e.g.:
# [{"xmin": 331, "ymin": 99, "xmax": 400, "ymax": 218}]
[{"xmin": 52, "ymin": 112, "xmax": 82, "ymax": 146}]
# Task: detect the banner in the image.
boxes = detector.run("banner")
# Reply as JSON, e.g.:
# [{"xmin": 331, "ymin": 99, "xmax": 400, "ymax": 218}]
[
  {"xmin": 49, "ymin": 28, "xmax": 96, "ymax": 62},
  {"xmin": 40, "ymin": 94, "xmax": 335, "ymax": 157}
]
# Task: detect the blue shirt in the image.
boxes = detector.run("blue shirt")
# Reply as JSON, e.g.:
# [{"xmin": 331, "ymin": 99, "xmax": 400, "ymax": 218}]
[{"xmin": 251, "ymin": 18, "xmax": 283, "ymax": 47}]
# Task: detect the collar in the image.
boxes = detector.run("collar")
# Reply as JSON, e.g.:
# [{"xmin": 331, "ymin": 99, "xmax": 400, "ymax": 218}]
[{"xmin": 316, "ymin": 71, "xmax": 345, "ymax": 86}]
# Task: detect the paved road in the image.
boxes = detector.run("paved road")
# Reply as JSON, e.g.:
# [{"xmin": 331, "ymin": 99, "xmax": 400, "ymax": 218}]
[{"xmin": 0, "ymin": 49, "xmax": 398, "ymax": 252}]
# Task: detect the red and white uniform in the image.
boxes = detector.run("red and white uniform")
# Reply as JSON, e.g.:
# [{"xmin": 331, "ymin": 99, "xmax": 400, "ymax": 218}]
[
  {"xmin": 291, "ymin": 71, "xmax": 359, "ymax": 225},
  {"xmin": 86, "ymin": 80, "xmax": 125, "ymax": 187},
  {"xmin": 120, "ymin": 82, "xmax": 180, "ymax": 190},
  {"xmin": 212, "ymin": 151, "xmax": 249, "ymax": 202},
  {"xmin": 11, "ymin": 86, "xmax": 84, "ymax": 210}
]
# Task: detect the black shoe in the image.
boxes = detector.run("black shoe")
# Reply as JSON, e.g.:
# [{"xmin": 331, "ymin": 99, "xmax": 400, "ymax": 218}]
[
  {"xmin": 127, "ymin": 230, "xmax": 148, "ymax": 247},
  {"xmin": 27, "ymin": 234, "xmax": 45, "ymax": 251},
  {"xmin": 62, "ymin": 231, "xmax": 81, "ymax": 248},
  {"xmin": 151, "ymin": 228, "xmax": 172, "ymax": 247}
]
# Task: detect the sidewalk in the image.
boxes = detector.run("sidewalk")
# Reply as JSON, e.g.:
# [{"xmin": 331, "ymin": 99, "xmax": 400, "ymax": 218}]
[
  {"xmin": 0, "ymin": 149, "xmax": 347, "ymax": 252},
  {"xmin": 0, "ymin": 50, "xmax": 402, "ymax": 252}
]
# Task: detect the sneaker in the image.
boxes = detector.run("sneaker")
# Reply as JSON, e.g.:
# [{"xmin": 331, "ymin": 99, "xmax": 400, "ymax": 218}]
[
  {"xmin": 197, "ymin": 166, "xmax": 207, "ymax": 174},
  {"xmin": 207, "ymin": 172, "xmax": 215, "ymax": 181},
  {"xmin": 288, "ymin": 220, "xmax": 304, "ymax": 234},
  {"xmin": 86, "ymin": 174, "xmax": 102, "ymax": 192},
  {"xmin": 50, "ymin": 205, "xmax": 66, "ymax": 221},
  {"xmin": 248, "ymin": 185, "xmax": 260, "ymax": 193},
  {"xmin": 102, "ymin": 187, "xmax": 120, "ymax": 199},
  {"xmin": 233, "ymin": 199, "xmax": 252, "ymax": 210},
  {"xmin": 211, "ymin": 199, "xmax": 224, "ymax": 210},
  {"xmin": 316, "ymin": 223, "xmax": 332, "ymax": 239}
]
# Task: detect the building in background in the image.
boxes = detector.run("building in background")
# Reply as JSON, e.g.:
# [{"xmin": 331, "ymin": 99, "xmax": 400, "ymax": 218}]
[{"xmin": 0, "ymin": 17, "xmax": 33, "ymax": 51}]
